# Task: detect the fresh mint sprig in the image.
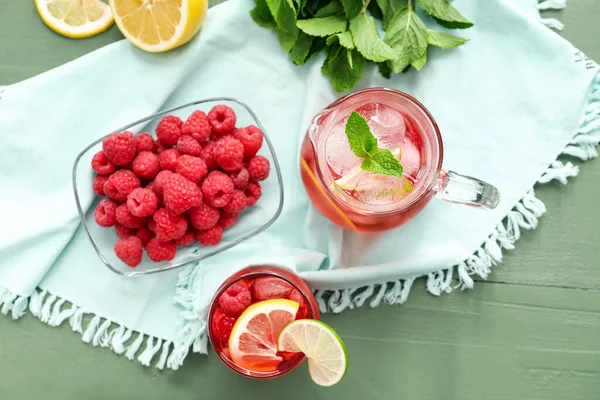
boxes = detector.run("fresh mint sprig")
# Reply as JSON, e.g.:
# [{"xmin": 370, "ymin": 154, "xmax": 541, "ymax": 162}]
[
  {"xmin": 250, "ymin": 0, "xmax": 472, "ymax": 92},
  {"xmin": 345, "ymin": 111, "xmax": 404, "ymax": 178}
]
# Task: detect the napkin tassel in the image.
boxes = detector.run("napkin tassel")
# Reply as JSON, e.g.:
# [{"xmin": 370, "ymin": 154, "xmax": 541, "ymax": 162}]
[
  {"xmin": 138, "ymin": 336, "xmax": 163, "ymax": 367},
  {"xmin": 538, "ymin": 0, "xmax": 566, "ymax": 31}
]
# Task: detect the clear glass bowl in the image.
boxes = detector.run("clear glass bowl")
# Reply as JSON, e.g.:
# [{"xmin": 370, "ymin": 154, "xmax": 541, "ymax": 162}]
[{"xmin": 72, "ymin": 98, "xmax": 284, "ymax": 277}]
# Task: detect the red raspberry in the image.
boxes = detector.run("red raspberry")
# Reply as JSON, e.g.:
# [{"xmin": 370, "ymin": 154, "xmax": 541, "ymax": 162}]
[
  {"xmin": 253, "ymin": 276, "xmax": 293, "ymax": 300},
  {"xmin": 92, "ymin": 175, "xmax": 109, "ymax": 196},
  {"xmin": 153, "ymin": 208, "xmax": 188, "ymax": 241},
  {"xmin": 132, "ymin": 151, "xmax": 160, "ymax": 180},
  {"xmin": 94, "ymin": 199, "xmax": 118, "ymax": 227},
  {"xmin": 213, "ymin": 137, "xmax": 244, "ymax": 172},
  {"xmin": 208, "ymin": 105, "xmax": 236, "ymax": 135},
  {"xmin": 152, "ymin": 170, "xmax": 173, "ymax": 198},
  {"xmin": 222, "ymin": 190, "xmax": 247, "ymax": 214},
  {"xmin": 246, "ymin": 156, "xmax": 270, "ymax": 181},
  {"xmin": 181, "ymin": 110, "xmax": 211, "ymax": 143},
  {"xmin": 200, "ymin": 141, "xmax": 218, "ymax": 171},
  {"xmin": 127, "ymin": 188, "xmax": 158, "ymax": 217},
  {"xmin": 115, "ymin": 223, "xmax": 136, "ymax": 239},
  {"xmin": 218, "ymin": 282, "xmax": 251, "ymax": 317},
  {"xmin": 135, "ymin": 133, "xmax": 156, "ymax": 153},
  {"xmin": 229, "ymin": 168, "xmax": 249, "ymax": 190},
  {"xmin": 102, "ymin": 131, "xmax": 136, "ymax": 166},
  {"xmin": 176, "ymin": 155, "xmax": 208, "ymax": 183},
  {"xmin": 163, "ymin": 173, "xmax": 203, "ymax": 215},
  {"xmin": 158, "ymin": 148, "xmax": 180, "ymax": 172},
  {"xmin": 174, "ymin": 231, "xmax": 196, "ymax": 247},
  {"xmin": 146, "ymin": 238, "xmax": 177, "ymax": 262},
  {"xmin": 144, "ymin": 182, "xmax": 164, "ymax": 207},
  {"xmin": 245, "ymin": 181, "xmax": 262, "ymax": 206},
  {"xmin": 136, "ymin": 227, "xmax": 154, "ymax": 247},
  {"xmin": 103, "ymin": 170, "xmax": 140, "ymax": 202},
  {"xmin": 114, "ymin": 236, "xmax": 143, "ymax": 267},
  {"xmin": 91, "ymin": 151, "xmax": 116, "ymax": 175},
  {"xmin": 211, "ymin": 307, "xmax": 236, "ymax": 343},
  {"xmin": 156, "ymin": 115, "xmax": 183, "ymax": 146},
  {"xmin": 177, "ymin": 135, "xmax": 202, "ymax": 156},
  {"xmin": 197, "ymin": 225, "xmax": 223, "ymax": 246},
  {"xmin": 218, "ymin": 211, "xmax": 238, "ymax": 230},
  {"xmin": 210, "ymin": 132, "xmax": 231, "ymax": 142},
  {"xmin": 155, "ymin": 139, "xmax": 168, "ymax": 153},
  {"xmin": 201, "ymin": 171, "xmax": 234, "ymax": 208},
  {"xmin": 116, "ymin": 203, "xmax": 147, "ymax": 229},
  {"xmin": 235, "ymin": 125, "xmax": 263, "ymax": 158},
  {"xmin": 189, "ymin": 202, "xmax": 220, "ymax": 230}
]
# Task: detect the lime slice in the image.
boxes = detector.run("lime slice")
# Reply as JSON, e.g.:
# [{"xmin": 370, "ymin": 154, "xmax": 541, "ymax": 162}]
[
  {"xmin": 278, "ymin": 319, "xmax": 348, "ymax": 387},
  {"xmin": 331, "ymin": 148, "xmax": 413, "ymax": 206}
]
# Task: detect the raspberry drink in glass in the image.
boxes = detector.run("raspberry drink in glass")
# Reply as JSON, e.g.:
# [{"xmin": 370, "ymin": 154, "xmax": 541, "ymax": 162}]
[
  {"xmin": 300, "ymin": 88, "xmax": 500, "ymax": 232},
  {"xmin": 207, "ymin": 265, "xmax": 320, "ymax": 379}
]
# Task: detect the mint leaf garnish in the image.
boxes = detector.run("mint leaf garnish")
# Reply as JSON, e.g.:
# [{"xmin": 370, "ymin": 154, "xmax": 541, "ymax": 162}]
[
  {"xmin": 375, "ymin": 0, "xmax": 407, "ymax": 30},
  {"xmin": 251, "ymin": 0, "xmax": 277, "ymax": 28},
  {"xmin": 297, "ymin": 15, "xmax": 347, "ymax": 37},
  {"xmin": 340, "ymin": 0, "xmax": 364, "ymax": 20},
  {"xmin": 427, "ymin": 30, "xmax": 468, "ymax": 49},
  {"xmin": 326, "ymin": 31, "xmax": 355, "ymax": 49},
  {"xmin": 361, "ymin": 149, "xmax": 404, "ymax": 178},
  {"xmin": 315, "ymin": 0, "xmax": 345, "ymax": 17},
  {"xmin": 321, "ymin": 45, "xmax": 366, "ymax": 92},
  {"xmin": 417, "ymin": 0, "xmax": 473, "ymax": 29},
  {"xmin": 350, "ymin": 13, "xmax": 396, "ymax": 62},
  {"xmin": 411, "ymin": 50, "xmax": 427, "ymax": 70},
  {"xmin": 289, "ymin": 32, "xmax": 314, "ymax": 65},
  {"xmin": 384, "ymin": 6, "xmax": 428, "ymax": 73},
  {"xmin": 345, "ymin": 111, "xmax": 404, "ymax": 177}
]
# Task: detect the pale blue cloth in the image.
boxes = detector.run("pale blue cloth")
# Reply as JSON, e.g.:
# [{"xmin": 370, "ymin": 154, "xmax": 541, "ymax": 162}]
[{"xmin": 0, "ymin": 0, "xmax": 598, "ymax": 368}]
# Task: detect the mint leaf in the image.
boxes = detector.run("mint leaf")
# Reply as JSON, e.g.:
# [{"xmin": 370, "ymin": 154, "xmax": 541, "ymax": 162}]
[
  {"xmin": 411, "ymin": 50, "xmax": 427, "ymax": 70},
  {"xmin": 315, "ymin": 0, "xmax": 345, "ymax": 17},
  {"xmin": 350, "ymin": 14, "xmax": 396, "ymax": 62},
  {"xmin": 321, "ymin": 45, "xmax": 366, "ymax": 92},
  {"xmin": 375, "ymin": 0, "xmax": 407, "ymax": 29},
  {"xmin": 278, "ymin": 30, "xmax": 299, "ymax": 52},
  {"xmin": 384, "ymin": 6, "xmax": 428, "ymax": 72},
  {"xmin": 251, "ymin": 0, "xmax": 277, "ymax": 28},
  {"xmin": 378, "ymin": 62, "xmax": 392, "ymax": 78},
  {"xmin": 290, "ymin": 32, "xmax": 314, "ymax": 64},
  {"xmin": 345, "ymin": 111, "xmax": 378, "ymax": 158},
  {"xmin": 326, "ymin": 31, "xmax": 355, "ymax": 49},
  {"xmin": 417, "ymin": 0, "xmax": 473, "ymax": 29},
  {"xmin": 297, "ymin": 15, "xmax": 347, "ymax": 37},
  {"xmin": 340, "ymin": 0, "xmax": 364, "ymax": 21},
  {"xmin": 267, "ymin": 0, "xmax": 298, "ymax": 33},
  {"xmin": 361, "ymin": 149, "xmax": 404, "ymax": 178},
  {"xmin": 306, "ymin": 37, "xmax": 328, "ymax": 60},
  {"xmin": 427, "ymin": 29, "xmax": 468, "ymax": 48}
]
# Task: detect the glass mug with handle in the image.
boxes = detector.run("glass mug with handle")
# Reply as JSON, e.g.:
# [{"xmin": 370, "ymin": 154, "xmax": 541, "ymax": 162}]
[{"xmin": 300, "ymin": 88, "xmax": 500, "ymax": 233}]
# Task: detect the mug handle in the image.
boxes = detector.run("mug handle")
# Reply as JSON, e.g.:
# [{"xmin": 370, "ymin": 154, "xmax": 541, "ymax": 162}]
[{"xmin": 433, "ymin": 170, "xmax": 500, "ymax": 209}]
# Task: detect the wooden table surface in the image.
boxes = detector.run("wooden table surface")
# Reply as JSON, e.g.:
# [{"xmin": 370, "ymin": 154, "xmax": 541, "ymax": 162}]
[{"xmin": 1, "ymin": 1, "xmax": 599, "ymax": 399}]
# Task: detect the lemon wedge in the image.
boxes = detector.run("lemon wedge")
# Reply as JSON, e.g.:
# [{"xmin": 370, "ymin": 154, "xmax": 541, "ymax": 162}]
[
  {"xmin": 109, "ymin": 0, "xmax": 208, "ymax": 52},
  {"xmin": 35, "ymin": 0, "xmax": 115, "ymax": 39}
]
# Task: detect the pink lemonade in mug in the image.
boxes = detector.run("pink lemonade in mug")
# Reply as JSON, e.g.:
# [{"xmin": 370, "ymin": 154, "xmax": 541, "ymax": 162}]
[
  {"xmin": 300, "ymin": 88, "xmax": 500, "ymax": 232},
  {"xmin": 207, "ymin": 265, "xmax": 320, "ymax": 379}
]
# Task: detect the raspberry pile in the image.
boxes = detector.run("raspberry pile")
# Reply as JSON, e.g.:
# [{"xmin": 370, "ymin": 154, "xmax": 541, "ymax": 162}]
[
  {"xmin": 91, "ymin": 105, "xmax": 270, "ymax": 268},
  {"xmin": 212, "ymin": 276, "xmax": 309, "ymax": 344}
]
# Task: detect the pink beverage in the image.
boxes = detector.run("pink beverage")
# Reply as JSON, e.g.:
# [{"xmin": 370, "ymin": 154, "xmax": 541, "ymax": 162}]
[
  {"xmin": 207, "ymin": 265, "xmax": 320, "ymax": 379},
  {"xmin": 300, "ymin": 88, "xmax": 500, "ymax": 232}
]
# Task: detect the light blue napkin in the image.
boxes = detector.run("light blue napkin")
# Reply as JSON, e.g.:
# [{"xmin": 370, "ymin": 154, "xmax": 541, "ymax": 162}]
[{"xmin": 0, "ymin": 0, "xmax": 598, "ymax": 369}]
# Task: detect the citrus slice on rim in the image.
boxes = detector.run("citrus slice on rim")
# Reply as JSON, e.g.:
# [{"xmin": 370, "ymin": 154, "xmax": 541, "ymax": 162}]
[
  {"xmin": 109, "ymin": 0, "xmax": 208, "ymax": 52},
  {"xmin": 278, "ymin": 319, "xmax": 348, "ymax": 387},
  {"xmin": 35, "ymin": 0, "xmax": 114, "ymax": 39},
  {"xmin": 228, "ymin": 299, "xmax": 300, "ymax": 372}
]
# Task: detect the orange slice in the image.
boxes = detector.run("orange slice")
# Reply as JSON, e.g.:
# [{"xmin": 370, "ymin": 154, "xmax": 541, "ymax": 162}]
[{"xmin": 228, "ymin": 299, "xmax": 299, "ymax": 372}]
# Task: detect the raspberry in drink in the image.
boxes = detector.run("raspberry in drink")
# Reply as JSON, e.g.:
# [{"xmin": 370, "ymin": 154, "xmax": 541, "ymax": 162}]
[
  {"xmin": 207, "ymin": 266, "xmax": 320, "ymax": 379},
  {"xmin": 300, "ymin": 88, "xmax": 500, "ymax": 232}
]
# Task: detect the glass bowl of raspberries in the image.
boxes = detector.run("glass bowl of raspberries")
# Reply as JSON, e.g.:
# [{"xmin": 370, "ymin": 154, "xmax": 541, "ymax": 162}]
[{"xmin": 72, "ymin": 98, "xmax": 283, "ymax": 276}]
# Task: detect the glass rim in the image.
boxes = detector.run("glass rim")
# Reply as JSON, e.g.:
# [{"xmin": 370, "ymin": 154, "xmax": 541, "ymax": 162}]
[
  {"xmin": 72, "ymin": 97, "xmax": 285, "ymax": 277},
  {"xmin": 309, "ymin": 87, "xmax": 444, "ymax": 216},
  {"xmin": 207, "ymin": 265, "xmax": 319, "ymax": 379}
]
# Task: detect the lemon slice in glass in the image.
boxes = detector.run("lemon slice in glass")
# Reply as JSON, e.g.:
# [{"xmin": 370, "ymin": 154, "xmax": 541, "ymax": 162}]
[
  {"xmin": 35, "ymin": 0, "xmax": 114, "ymax": 39},
  {"xmin": 109, "ymin": 0, "xmax": 208, "ymax": 52}
]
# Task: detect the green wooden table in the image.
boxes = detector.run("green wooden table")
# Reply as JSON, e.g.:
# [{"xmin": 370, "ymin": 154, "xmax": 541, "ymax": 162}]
[{"xmin": 1, "ymin": 1, "xmax": 599, "ymax": 399}]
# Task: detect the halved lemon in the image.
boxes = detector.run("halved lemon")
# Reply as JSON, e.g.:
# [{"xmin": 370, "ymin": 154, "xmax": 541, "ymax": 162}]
[
  {"xmin": 228, "ymin": 299, "xmax": 299, "ymax": 372},
  {"xmin": 35, "ymin": 0, "xmax": 115, "ymax": 39},
  {"xmin": 109, "ymin": 0, "xmax": 208, "ymax": 52}
]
